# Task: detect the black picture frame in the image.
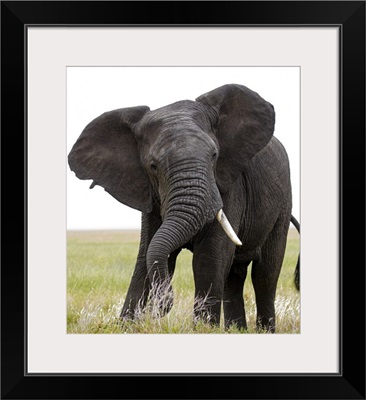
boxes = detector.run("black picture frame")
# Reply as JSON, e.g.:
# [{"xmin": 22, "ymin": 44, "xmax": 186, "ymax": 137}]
[{"xmin": 2, "ymin": 1, "xmax": 365, "ymax": 399}]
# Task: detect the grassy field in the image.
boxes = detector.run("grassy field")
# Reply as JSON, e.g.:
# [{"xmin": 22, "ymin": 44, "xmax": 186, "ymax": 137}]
[{"xmin": 67, "ymin": 229, "xmax": 300, "ymax": 334}]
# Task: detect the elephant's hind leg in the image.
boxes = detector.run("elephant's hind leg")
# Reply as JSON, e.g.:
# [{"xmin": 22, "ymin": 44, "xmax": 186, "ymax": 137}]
[
  {"xmin": 223, "ymin": 260, "xmax": 250, "ymax": 330},
  {"xmin": 251, "ymin": 215, "xmax": 290, "ymax": 332}
]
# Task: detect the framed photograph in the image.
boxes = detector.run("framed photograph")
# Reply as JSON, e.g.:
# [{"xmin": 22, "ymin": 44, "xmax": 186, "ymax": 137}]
[
  {"xmin": 65, "ymin": 65, "xmax": 301, "ymax": 337},
  {"xmin": 2, "ymin": 1, "xmax": 365, "ymax": 399}
]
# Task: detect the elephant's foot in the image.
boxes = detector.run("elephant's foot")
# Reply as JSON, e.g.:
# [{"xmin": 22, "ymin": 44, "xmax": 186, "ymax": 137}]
[
  {"xmin": 119, "ymin": 309, "xmax": 133, "ymax": 322},
  {"xmin": 256, "ymin": 316, "xmax": 276, "ymax": 333},
  {"xmin": 119, "ymin": 299, "xmax": 143, "ymax": 322},
  {"xmin": 223, "ymin": 296, "xmax": 247, "ymax": 331},
  {"xmin": 224, "ymin": 317, "xmax": 247, "ymax": 331},
  {"xmin": 120, "ymin": 285, "xmax": 174, "ymax": 322},
  {"xmin": 193, "ymin": 296, "xmax": 221, "ymax": 326},
  {"xmin": 120, "ymin": 290, "xmax": 149, "ymax": 321}
]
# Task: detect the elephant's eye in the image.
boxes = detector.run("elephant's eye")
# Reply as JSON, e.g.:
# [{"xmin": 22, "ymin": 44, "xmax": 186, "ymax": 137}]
[
  {"xmin": 212, "ymin": 152, "xmax": 217, "ymax": 161},
  {"xmin": 150, "ymin": 162, "xmax": 158, "ymax": 172}
]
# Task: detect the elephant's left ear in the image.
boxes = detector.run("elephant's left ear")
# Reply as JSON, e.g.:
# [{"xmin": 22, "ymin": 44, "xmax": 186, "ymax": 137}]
[
  {"xmin": 68, "ymin": 106, "xmax": 153, "ymax": 212},
  {"xmin": 196, "ymin": 84, "xmax": 275, "ymax": 192}
]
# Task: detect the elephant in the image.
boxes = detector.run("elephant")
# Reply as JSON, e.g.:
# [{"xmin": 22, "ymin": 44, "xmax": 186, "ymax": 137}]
[{"xmin": 68, "ymin": 83, "xmax": 300, "ymax": 332}]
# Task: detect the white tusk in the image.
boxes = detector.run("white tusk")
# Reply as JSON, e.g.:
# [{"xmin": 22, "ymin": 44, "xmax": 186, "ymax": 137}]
[{"xmin": 216, "ymin": 209, "xmax": 242, "ymax": 246}]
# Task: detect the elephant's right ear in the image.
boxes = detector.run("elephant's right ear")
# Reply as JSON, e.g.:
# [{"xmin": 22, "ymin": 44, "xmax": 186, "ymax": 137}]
[{"xmin": 68, "ymin": 106, "xmax": 152, "ymax": 212}]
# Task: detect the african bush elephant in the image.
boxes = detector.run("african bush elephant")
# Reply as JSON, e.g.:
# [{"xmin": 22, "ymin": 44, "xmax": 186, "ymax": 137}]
[{"xmin": 68, "ymin": 83, "xmax": 300, "ymax": 332}]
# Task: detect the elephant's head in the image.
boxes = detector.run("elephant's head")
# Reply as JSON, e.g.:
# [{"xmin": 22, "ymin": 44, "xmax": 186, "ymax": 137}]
[{"xmin": 68, "ymin": 84, "xmax": 275, "ymax": 294}]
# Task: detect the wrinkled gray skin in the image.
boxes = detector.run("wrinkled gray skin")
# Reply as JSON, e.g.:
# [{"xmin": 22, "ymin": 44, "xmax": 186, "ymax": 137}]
[{"xmin": 68, "ymin": 84, "xmax": 299, "ymax": 332}]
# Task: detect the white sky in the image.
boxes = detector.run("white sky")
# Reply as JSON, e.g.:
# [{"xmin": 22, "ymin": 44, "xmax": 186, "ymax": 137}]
[{"xmin": 67, "ymin": 67, "xmax": 300, "ymax": 230}]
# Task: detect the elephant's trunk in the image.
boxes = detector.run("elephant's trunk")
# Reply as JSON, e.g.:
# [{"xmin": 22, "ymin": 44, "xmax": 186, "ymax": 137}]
[
  {"xmin": 145, "ymin": 164, "xmax": 240, "ymax": 311},
  {"xmin": 146, "ymin": 166, "xmax": 216, "ymax": 290},
  {"xmin": 145, "ymin": 207, "xmax": 204, "ymax": 315},
  {"xmin": 146, "ymin": 216, "xmax": 194, "ymax": 282}
]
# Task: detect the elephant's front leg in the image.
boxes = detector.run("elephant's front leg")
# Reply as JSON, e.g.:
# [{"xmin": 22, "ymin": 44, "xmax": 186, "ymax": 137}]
[
  {"xmin": 223, "ymin": 260, "xmax": 250, "ymax": 330},
  {"xmin": 192, "ymin": 246, "xmax": 234, "ymax": 326},
  {"xmin": 120, "ymin": 211, "xmax": 162, "ymax": 320},
  {"xmin": 193, "ymin": 273, "xmax": 223, "ymax": 325},
  {"xmin": 120, "ymin": 254, "xmax": 150, "ymax": 320}
]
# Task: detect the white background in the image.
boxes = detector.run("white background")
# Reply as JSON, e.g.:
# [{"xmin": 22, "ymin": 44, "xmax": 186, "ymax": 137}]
[
  {"xmin": 28, "ymin": 27, "xmax": 339, "ymax": 374},
  {"xmin": 67, "ymin": 66, "xmax": 300, "ymax": 230}
]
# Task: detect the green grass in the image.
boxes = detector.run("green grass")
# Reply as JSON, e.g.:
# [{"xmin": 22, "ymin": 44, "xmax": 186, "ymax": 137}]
[{"xmin": 67, "ymin": 229, "xmax": 300, "ymax": 334}]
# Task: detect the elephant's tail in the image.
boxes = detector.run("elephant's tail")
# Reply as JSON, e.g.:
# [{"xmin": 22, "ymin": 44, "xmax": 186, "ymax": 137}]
[{"xmin": 290, "ymin": 215, "xmax": 300, "ymax": 291}]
